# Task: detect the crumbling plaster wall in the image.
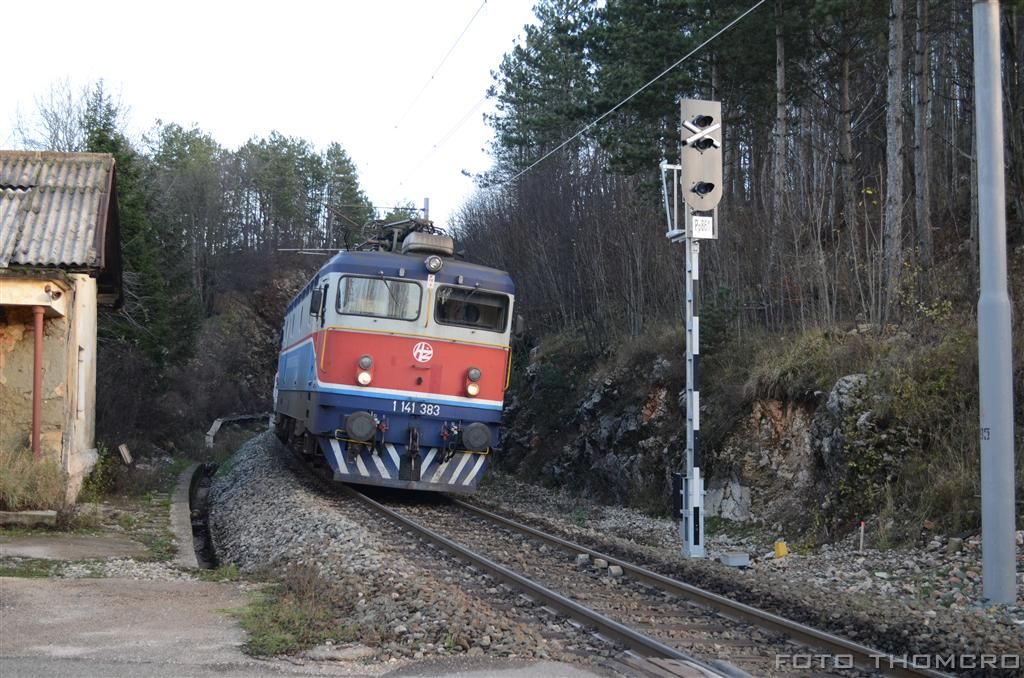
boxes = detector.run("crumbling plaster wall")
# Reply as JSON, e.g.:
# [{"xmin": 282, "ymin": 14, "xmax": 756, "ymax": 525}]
[
  {"xmin": 0, "ymin": 274, "xmax": 98, "ymax": 502},
  {"xmin": 0, "ymin": 305, "xmax": 68, "ymax": 462}
]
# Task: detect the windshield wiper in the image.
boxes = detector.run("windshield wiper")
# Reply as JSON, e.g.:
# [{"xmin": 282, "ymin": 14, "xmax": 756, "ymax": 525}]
[{"xmin": 379, "ymin": 272, "xmax": 400, "ymax": 307}]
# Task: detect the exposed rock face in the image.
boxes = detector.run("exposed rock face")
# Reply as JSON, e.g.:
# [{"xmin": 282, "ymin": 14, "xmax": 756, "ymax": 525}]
[
  {"xmin": 809, "ymin": 373, "xmax": 868, "ymax": 484},
  {"xmin": 502, "ymin": 358, "xmax": 683, "ymax": 512},
  {"xmin": 712, "ymin": 400, "xmax": 816, "ymax": 526},
  {"xmin": 704, "ymin": 478, "xmax": 752, "ymax": 521},
  {"xmin": 502, "ymin": 344, "xmax": 913, "ymax": 534}
]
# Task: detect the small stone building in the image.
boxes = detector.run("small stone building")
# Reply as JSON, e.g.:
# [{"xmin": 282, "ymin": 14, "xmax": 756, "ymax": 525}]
[{"xmin": 0, "ymin": 151, "xmax": 122, "ymax": 501}]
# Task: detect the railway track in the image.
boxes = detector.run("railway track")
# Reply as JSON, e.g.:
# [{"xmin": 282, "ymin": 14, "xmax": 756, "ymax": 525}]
[{"xmin": 341, "ymin": 487, "xmax": 952, "ymax": 678}]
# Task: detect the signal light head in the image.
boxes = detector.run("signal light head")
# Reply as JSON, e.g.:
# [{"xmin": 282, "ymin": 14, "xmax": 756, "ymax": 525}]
[
  {"xmin": 693, "ymin": 115, "xmax": 714, "ymax": 127},
  {"xmin": 693, "ymin": 182, "xmax": 716, "ymax": 196},
  {"xmin": 693, "ymin": 137, "xmax": 716, "ymax": 151}
]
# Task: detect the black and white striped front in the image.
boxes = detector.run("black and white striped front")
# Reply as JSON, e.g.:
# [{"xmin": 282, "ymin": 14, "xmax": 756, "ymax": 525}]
[{"xmin": 321, "ymin": 438, "xmax": 489, "ymax": 493}]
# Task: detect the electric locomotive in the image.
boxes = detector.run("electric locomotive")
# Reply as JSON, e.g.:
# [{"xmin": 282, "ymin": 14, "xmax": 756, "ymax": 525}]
[{"xmin": 272, "ymin": 220, "xmax": 514, "ymax": 493}]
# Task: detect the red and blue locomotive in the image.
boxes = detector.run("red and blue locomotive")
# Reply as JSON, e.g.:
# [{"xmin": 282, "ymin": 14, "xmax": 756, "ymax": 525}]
[{"xmin": 272, "ymin": 220, "xmax": 514, "ymax": 493}]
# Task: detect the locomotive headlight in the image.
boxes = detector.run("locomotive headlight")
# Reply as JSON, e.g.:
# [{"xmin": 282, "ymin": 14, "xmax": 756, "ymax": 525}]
[
  {"xmin": 358, "ymin": 355, "xmax": 373, "ymax": 369},
  {"xmin": 424, "ymin": 255, "xmax": 444, "ymax": 273},
  {"xmin": 466, "ymin": 382, "xmax": 480, "ymax": 397},
  {"xmin": 467, "ymin": 367, "xmax": 482, "ymax": 382},
  {"xmin": 357, "ymin": 370, "xmax": 373, "ymax": 386}
]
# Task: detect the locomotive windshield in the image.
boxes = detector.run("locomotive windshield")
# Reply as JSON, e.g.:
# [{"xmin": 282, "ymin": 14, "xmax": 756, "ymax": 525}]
[
  {"xmin": 336, "ymin": 275, "xmax": 421, "ymax": 320},
  {"xmin": 435, "ymin": 286, "xmax": 509, "ymax": 332}
]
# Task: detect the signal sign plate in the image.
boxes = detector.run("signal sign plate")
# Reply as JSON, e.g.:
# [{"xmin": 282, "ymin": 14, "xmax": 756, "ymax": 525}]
[{"xmin": 691, "ymin": 215, "xmax": 714, "ymax": 239}]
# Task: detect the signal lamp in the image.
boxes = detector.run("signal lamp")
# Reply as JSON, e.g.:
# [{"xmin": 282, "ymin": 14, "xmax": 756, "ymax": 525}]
[
  {"xmin": 358, "ymin": 355, "xmax": 373, "ymax": 369},
  {"xmin": 693, "ymin": 137, "xmax": 716, "ymax": 151},
  {"xmin": 467, "ymin": 367, "xmax": 482, "ymax": 382},
  {"xmin": 693, "ymin": 182, "xmax": 716, "ymax": 196},
  {"xmin": 466, "ymin": 382, "xmax": 480, "ymax": 397},
  {"xmin": 357, "ymin": 370, "xmax": 372, "ymax": 386},
  {"xmin": 693, "ymin": 115, "xmax": 714, "ymax": 127}
]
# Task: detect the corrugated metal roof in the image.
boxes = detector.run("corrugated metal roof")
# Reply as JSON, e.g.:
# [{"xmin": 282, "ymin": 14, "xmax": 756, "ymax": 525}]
[{"xmin": 0, "ymin": 151, "xmax": 114, "ymax": 269}]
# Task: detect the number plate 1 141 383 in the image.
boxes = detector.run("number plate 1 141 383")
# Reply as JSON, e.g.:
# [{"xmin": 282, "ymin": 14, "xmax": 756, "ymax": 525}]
[{"xmin": 392, "ymin": 400, "xmax": 442, "ymax": 417}]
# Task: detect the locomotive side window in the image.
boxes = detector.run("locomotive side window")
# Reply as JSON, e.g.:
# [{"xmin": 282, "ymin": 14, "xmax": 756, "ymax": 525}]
[
  {"xmin": 435, "ymin": 287, "xmax": 509, "ymax": 332},
  {"xmin": 336, "ymin": 275, "xmax": 421, "ymax": 321}
]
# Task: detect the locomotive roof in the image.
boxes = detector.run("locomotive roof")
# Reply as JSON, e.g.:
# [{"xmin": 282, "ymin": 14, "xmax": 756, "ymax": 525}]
[{"xmin": 287, "ymin": 251, "xmax": 514, "ymax": 314}]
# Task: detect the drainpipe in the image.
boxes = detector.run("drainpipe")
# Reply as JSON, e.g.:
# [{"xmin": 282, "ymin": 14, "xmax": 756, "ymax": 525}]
[{"xmin": 32, "ymin": 305, "xmax": 44, "ymax": 458}]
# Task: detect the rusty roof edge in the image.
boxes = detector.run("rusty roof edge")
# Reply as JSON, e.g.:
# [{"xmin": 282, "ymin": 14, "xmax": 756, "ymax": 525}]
[{"xmin": 93, "ymin": 157, "xmax": 114, "ymax": 269}]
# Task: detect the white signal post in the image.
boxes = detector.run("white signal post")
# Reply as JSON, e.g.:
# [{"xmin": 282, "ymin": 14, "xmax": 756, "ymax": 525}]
[{"xmin": 663, "ymin": 99, "xmax": 723, "ymax": 559}]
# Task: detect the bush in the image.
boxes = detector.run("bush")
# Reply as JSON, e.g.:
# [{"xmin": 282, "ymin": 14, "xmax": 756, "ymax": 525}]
[
  {"xmin": 0, "ymin": 448, "xmax": 66, "ymax": 511},
  {"xmin": 744, "ymin": 329, "xmax": 879, "ymax": 402},
  {"xmin": 240, "ymin": 563, "xmax": 358, "ymax": 655}
]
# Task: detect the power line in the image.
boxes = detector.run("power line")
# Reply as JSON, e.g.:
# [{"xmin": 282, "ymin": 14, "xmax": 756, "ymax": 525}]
[
  {"xmin": 393, "ymin": 0, "xmax": 489, "ymax": 130},
  {"xmin": 499, "ymin": 0, "xmax": 769, "ymax": 186},
  {"xmin": 400, "ymin": 94, "xmax": 489, "ymax": 187}
]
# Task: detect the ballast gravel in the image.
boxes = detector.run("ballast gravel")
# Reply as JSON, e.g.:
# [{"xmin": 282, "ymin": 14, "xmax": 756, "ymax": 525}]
[
  {"xmin": 473, "ymin": 472, "xmax": 1024, "ymax": 677},
  {"xmin": 209, "ymin": 433, "xmax": 595, "ymax": 666}
]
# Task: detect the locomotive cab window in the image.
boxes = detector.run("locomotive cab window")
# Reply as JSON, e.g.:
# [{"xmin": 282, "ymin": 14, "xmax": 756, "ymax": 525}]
[
  {"xmin": 336, "ymin": 275, "xmax": 421, "ymax": 321},
  {"xmin": 435, "ymin": 286, "xmax": 509, "ymax": 332}
]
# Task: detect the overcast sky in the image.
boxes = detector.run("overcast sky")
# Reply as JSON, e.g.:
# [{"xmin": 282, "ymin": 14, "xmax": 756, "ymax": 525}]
[{"xmin": 1, "ymin": 0, "xmax": 539, "ymax": 229}]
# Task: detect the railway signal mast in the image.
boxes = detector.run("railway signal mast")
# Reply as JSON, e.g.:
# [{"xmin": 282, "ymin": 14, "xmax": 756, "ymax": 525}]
[{"xmin": 662, "ymin": 99, "xmax": 722, "ymax": 559}]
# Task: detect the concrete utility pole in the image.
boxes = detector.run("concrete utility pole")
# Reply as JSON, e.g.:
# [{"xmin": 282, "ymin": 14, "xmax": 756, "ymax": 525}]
[
  {"xmin": 972, "ymin": 0, "xmax": 1017, "ymax": 605},
  {"xmin": 663, "ymin": 99, "xmax": 723, "ymax": 559}
]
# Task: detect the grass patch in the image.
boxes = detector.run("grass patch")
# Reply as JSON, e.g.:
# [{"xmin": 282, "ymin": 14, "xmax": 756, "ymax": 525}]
[
  {"xmin": 239, "ymin": 563, "xmax": 359, "ymax": 656},
  {"xmin": 126, "ymin": 492, "xmax": 177, "ymax": 561},
  {"xmin": 0, "ymin": 448, "xmax": 66, "ymax": 511},
  {"xmin": 744, "ymin": 329, "xmax": 880, "ymax": 402},
  {"xmin": 0, "ymin": 558, "xmax": 56, "ymax": 578},
  {"xmin": 198, "ymin": 563, "xmax": 242, "ymax": 582}
]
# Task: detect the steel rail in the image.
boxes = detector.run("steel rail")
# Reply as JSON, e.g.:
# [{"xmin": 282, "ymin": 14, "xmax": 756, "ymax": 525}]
[
  {"xmin": 451, "ymin": 499, "xmax": 951, "ymax": 678},
  {"xmin": 341, "ymin": 486, "xmax": 727, "ymax": 677}
]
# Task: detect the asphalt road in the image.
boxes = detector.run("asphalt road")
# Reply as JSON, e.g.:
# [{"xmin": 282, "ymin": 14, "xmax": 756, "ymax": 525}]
[{"xmin": 0, "ymin": 577, "xmax": 601, "ymax": 678}]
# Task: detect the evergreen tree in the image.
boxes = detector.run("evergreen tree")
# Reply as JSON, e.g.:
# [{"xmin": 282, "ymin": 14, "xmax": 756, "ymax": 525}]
[{"xmin": 83, "ymin": 82, "xmax": 199, "ymax": 368}]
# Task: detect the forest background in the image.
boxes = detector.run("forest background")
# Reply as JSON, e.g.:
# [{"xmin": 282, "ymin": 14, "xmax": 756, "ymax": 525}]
[{"xmin": 9, "ymin": 0, "xmax": 1023, "ymax": 533}]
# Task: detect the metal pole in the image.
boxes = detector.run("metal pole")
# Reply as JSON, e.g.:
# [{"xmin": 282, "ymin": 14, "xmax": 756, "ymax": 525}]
[
  {"xmin": 681, "ymin": 206, "xmax": 705, "ymax": 558},
  {"xmin": 32, "ymin": 305, "xmax": 45, "ymax": 459},
  {"xmin": 973, "ymin": 0, "xmax": 1017, "ymax": 605}
]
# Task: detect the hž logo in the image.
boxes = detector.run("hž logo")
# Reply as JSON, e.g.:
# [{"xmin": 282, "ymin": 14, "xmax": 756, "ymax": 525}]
[{"xmin": 412, "ymin": 341, "xmax": 434, "ymax": 363}]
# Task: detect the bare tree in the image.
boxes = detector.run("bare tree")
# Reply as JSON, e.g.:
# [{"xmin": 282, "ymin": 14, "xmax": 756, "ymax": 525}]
[
  {"xmin": 771, "ymin": 0, "xmax": 787, "ymax": 329},
  {"xmin": 913, "ymin": 0, "xmax": 932, "ymax": 293},
  {"xmin": 13, "ymin": 78, "xmax": 89, "ymax": 151},
  {"xmin": 882, "ymin": 0, "xmax": 906, "ymax": 322}
]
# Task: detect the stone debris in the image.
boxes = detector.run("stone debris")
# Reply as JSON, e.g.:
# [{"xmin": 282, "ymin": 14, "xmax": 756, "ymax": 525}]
[
  {"xmin": 476, "ymin": 470, "xmax": 1024, "ymax": 663},
  {"xmin": 209, "ymin": 433, "xmax": 587, "ymax": 663}
]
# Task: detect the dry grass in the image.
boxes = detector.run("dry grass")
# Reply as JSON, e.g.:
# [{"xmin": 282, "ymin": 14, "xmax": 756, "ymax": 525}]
[{"xmin": 0, "ymin": 448, "xmax": 66, "ymax": 511}]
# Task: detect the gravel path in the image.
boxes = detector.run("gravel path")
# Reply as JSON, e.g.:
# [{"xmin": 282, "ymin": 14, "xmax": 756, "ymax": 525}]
[
  {"xmin": 471, "ymin": 472, "xmax": 1024, "ymax": 677},
  {"xmin": 209, "ymin": 433, "xmax": 611, "ymax": 669}
]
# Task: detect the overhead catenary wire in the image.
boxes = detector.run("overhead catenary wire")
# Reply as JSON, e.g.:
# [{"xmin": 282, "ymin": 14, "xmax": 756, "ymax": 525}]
[
  {"xmin": 393, "ymin": 0, "xmax": 489, "ymax": 130},
  {"xmin": 400, "ymin": 94, "xmax": 489, "ymax": 186},
  {"xmin": 499, "ymin": 0, "xmax": 769, "ymax": 187}
]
